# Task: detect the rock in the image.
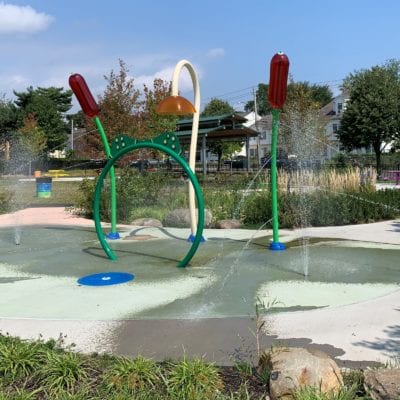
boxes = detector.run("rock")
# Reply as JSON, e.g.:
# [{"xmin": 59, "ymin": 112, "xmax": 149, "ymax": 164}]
[
  {"xmin": 265, "ymin": 347, "xmax": 343, "ymax": 400},
  {"xmin": 164, "ymin": 208, "xmax": 212, "ymax": 228},
  {"xmin": 364, "ymin": 369, "xmax": 400, "ymax": 400},
  {"xmin": 130, "ymin": 218, "xmax": 163, "ymax": 228},
  {"xmin": 215, "ymin": 219, "xmax": 241, "ymax": 229}
]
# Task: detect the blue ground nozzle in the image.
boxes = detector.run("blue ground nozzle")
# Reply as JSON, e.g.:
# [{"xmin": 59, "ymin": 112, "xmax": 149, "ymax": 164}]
[
  {"xmin": 106, "ymin": 232, "xmax": 120, "ymax": 240},
  {"xmin": 269, "ymin": 241, "xmax": 286, "ymax": 251},
  {"xmin": 187, "ymin": 233, "xmax": 206, "ymax": 243}
]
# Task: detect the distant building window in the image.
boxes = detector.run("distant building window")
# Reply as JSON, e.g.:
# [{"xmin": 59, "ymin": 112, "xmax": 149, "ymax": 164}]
[
  {"xmin": 332, "ymin": 123, "xmax": 338, "ymax": 133},
  {"xmin": 337, "ymin": 103, "xmax": 343, "ymax": 114},
  {"xmin": 250, "ymin": 149, "xmax": 256, "ymax": 157}
]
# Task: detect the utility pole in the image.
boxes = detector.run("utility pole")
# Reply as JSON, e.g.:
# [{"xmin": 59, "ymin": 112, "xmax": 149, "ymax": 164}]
[
  {"xmin": 254, "ymin": 89, "xmax": 260, "ymax": 166},
  {"xmin": 71, "ymin": 119, "xmax": 74, "ymax": 151}
]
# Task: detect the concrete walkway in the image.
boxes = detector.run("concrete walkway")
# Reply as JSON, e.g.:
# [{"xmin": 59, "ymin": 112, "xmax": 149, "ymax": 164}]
[{"xmin": 0, "ymin": 207, "xmax": 399, "ymax": 366}]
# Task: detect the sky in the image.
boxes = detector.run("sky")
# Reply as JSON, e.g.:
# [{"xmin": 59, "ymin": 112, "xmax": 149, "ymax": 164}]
[{"xmin": 0, "ymin": 0, "xmax": 399, "ymax": 112}]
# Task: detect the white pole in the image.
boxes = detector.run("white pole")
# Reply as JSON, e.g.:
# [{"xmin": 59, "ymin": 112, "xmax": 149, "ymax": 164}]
[{"xmin": 171, "ymin": 60, "xmax": 200, "ymax": 238}]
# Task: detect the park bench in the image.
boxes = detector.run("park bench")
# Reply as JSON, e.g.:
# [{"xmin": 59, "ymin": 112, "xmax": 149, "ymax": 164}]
[{"xmin": 44, "ymin": 169, "xmax": 70, "ymax": 178}]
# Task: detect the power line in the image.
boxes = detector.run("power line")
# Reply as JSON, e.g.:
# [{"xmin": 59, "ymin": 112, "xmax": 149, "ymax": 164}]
[{"xmin": 202, "ymin": 78, "xmax": 345, "ymax": 105}]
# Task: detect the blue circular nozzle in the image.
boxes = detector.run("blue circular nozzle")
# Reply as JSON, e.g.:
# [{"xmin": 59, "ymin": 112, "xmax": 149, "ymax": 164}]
[{"xmin": 269, "ymin": 241, "xmax": 286, "ymax": 251}]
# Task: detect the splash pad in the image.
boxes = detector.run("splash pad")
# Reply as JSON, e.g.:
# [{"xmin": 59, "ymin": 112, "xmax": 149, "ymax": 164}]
[{"xmin": 0, "ymin": 222, "xmax": 399, "ymax": 321}]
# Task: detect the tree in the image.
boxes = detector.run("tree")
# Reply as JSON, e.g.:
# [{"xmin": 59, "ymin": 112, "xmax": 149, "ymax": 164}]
[
  {"xmin": 201, "ymin": 98, "xmax": 243, "ymax": 171},
  {"xmin": 338, "ymin": 60, "xmax": 400, "ymax": 174},
  {"xmin": 14, "ymin": 86, "xmax": 73, "ymax": 152},
  {"xmin": 0, "ymin": 95, "xmax": 20, "ymax": 146},
  {"xmin": 18, "ymin": 114, "xmax": 47, "ymax": 157},
  {"xmin": 0, "ymin": 96, "xmax": 20, "ymax": 162},
  {"xmin": 75, "ymin": 60, "xmax": 175, "ymax": 159},
  {"xmin": 245, "ymin": 81, "xmax": 332, "ymax": 115},
  {"xmin": 98, "ymin": 59, "xmax": 141, "ymax": 140},
  {"xmin": 140, "ymin": 78, "xmax": 177, "ymax": 138},
  {"xmin": 280, "ymin": 84, "xmax": 329, "ymax": 162}
]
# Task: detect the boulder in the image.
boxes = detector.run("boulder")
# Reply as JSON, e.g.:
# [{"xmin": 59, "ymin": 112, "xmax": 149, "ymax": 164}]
[
  {"xmin": 130, "ymin": 218, "xmax": 163, "ymax": 228},
  {"xmin": 164, "ymin": 208, "xmax": 212, "ymax": 228},
  {"xmin": 265, "ymin": 347, "xmax": 342, "ymax": 400},
  {"xmin": 364, "ymin": 369, "xmax": 400, "ymax": 400},
  {"xmin": 215, "ymin": 219, "xmax": 241, "ymax": 229}
]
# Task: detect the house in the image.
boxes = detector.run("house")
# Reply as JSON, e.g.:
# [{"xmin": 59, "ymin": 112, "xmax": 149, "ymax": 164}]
[
  {"xmin": 241, "ymin": 111, "xmax": 272, "ymax": 162},
  {"xmin": 319, "ymin": 91, "xmax": 349, "ymax": 159}
]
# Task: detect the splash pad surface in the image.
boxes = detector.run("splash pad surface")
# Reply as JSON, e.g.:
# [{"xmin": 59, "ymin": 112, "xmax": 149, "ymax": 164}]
[
  {"xmin": 0, "ymin": 207, "xmax": 399, "ymax": 364},
  {"xmin": 0, "ymin": 223, "xmax": 399, "ymax": 320}
]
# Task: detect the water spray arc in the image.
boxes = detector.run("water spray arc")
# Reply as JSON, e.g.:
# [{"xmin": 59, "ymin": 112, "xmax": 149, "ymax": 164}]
[
  {"xmin": 69, "ymin": 74, "xmax": 120, "ymax": 239},
  {"xmin": 268, "ymin": 52, "xmax": 289, "ymax": 251}
]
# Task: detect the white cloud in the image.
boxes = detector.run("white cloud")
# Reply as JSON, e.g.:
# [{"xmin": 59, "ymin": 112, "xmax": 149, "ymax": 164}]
[
  {"xmin": 0, "ymin": 2, "xmax": 54, "ymax": 34},
  {"xmin": 135, "ymin": 65, "xmax": 203, "ymax": 94},
  {"xmin": 206, "ymin": 48, "xmax": 226, "ymax": 58}
]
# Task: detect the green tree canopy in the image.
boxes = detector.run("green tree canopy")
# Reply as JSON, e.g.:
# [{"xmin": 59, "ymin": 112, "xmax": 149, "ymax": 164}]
[
  {"xmin": 202, "ymin": 98, "xmax": 235, "ymax": 116},
  {"xmin": 14, "ymin": 86, "xmax": 73, "ymax": 151},
  {"xmin": 0, "ymin": 95, "xmax": 20, "ymax": 143},
  {"xmin": 245, "ymin": 81, "xmax": 333, "ymax": 115},
  {"xmin": 201, "ymin": 98, "xmax": 243, "ymax": 171},
  {"xmin": 338, "ymin": 60, "xmax": 400, "ymax": 174}
]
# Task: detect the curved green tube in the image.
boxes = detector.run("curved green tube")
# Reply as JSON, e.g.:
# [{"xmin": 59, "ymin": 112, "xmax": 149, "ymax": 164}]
[{"xmin": 93, "ymin": 142, "xmax": 205, "ymax": 268}]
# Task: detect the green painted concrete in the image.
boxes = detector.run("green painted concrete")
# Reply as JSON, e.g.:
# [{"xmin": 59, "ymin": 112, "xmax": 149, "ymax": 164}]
[{"xmin": 0, "ymin": 227, "xmax": 399, "ymax": 320}]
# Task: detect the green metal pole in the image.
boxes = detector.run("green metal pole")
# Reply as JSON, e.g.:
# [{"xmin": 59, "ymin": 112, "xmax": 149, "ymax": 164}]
[
  {"xmin": 94, "ymin": 117, "xmax": 118, "ymax": 237},
  {"xmin": 269, "ymin": 109, "xmax": 285, "ymax": 250},
  {"xmin": 93, "ymin": 142, "xmax": 204, "ymax": 267}
]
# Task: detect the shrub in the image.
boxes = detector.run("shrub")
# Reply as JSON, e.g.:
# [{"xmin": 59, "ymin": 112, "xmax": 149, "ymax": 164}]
[
  {"xmin": 102, "ymin": 356, "xmax": 160, "ymax": 393},
  {"xmin": 167, "ymin": 357, "xmax": 224, "ymax": 400},
  {"xmin": 73, "ymin": 169, "xmax": 176, "ymax": 223},
  {"xmin": 39, "ymin": 351, "xmax": 90, "ymax": 395},
  {"xmin": 0, "ymin": 188, "xmax": 13, "ymax": 214},
  {"xmin": 242, "ymin": 189, "xmax": 400, "ymax": 228},
  {"xmin": 0, "ymin": 339, "xmax": 45, "ymax": 381}
]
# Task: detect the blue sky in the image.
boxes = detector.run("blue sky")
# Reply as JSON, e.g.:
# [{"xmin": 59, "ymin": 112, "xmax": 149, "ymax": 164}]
[{"xmin": 0, "ymin": 0, "xmax": 399, "ymax": 111}]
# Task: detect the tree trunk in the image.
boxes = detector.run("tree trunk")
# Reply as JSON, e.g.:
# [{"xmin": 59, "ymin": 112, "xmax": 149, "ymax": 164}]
[
  {"xmin": 217, "ymin": 150, "xmax": 223, "ymax": 172},
  {"xmin": 373, "ymin": 142, "xmax": 382, "ymax": 177}
]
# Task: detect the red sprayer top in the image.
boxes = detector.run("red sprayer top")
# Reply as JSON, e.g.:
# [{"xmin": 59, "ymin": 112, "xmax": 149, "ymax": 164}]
[
  {"xmin": 69, "ymin": 74, "xmax": 99, "ymax": 118},
  {"xmin": 268, "ymin": 52, "xmax": 290, "ymax": 109}
]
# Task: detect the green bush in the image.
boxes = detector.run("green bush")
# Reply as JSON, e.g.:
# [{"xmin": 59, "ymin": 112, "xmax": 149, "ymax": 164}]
[
  {"xmin": 73, "ymin": 168, "xmax": 400, "ymax": 228},
  {"xmin": 74, "ymin": 169, "xmax": 177, "ymax": 223},
  {"xmin": 0, "ymin": 189, "xmax": 13, "ymax": 214},
  {"xmin": 242, "ymin": 189, "xmax": 400, "ymax": 228}
]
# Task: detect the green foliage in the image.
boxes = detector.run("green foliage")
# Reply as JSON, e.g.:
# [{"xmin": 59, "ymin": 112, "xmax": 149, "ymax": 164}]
[
  {"xmin": 201, "ymin": 98, "xmax": 235, "ymax": 116},
  {"xmin": 167, "ymin": 357, "xmax": 224, "ymax": 400},
  {"xmin": 39, "ymin": 351, "xmax": 89, "ymax": 395},
  {"xmin": 0, "ymin": 188, "xmax": 13, "ymax": 214},
  {"xmin": 0, "ymin": 339, "xmax": 45, "ymax": 381},
  {"xmin": 245, "ymin": 81, "xmax": 332, "ymax": 115},
  {"xmin": 102, "ymin": 356, "xmax": 160, "ymax": 392},
  {"xmin": 14, "ymin": 86, "xmax": 73, "ymax": 151},
  {"xmin": 201, "ymin": 99, "xmax": 243, "ymax": 171},
  {"xmin": 0, "ymin": 96, "xmax": 20, "ymax": 142},
  {"xmin": 74, "ymin": 169, "xmax": 179, "ymax": 223},
  {"xmin": 292, "ymin": 384, "xmax": 357, "ymax": 400},
  {"xmin": 242, "ymin": 188, "xmax": 400, "ymax": 228},
  {"xmin": 73, "ymin": 169, "xmax": 400, "ymax": 228},
  {"xmin": 339, "ymin": 60, "xmax": 400, "ymax": 174}
]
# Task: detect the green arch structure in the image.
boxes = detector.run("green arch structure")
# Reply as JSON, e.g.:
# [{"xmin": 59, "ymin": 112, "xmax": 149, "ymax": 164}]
[{"xmin": 93, "ymin": 132, "xmax": 205, "ymax": 268}]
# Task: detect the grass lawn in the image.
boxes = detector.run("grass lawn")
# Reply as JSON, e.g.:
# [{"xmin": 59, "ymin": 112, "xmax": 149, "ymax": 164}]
[{"xmin": 0, "ymin": 178, "xmax": 82, "ymax": 208}]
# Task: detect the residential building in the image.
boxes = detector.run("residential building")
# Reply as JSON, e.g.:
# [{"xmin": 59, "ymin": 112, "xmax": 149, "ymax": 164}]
[
  {"xmin": 319, "ymin": 91, "xmax": 349, "ymax": 159},
  {"xmin": 241, "ymin": 111, "xmax": 272, "ymax": 162}
]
